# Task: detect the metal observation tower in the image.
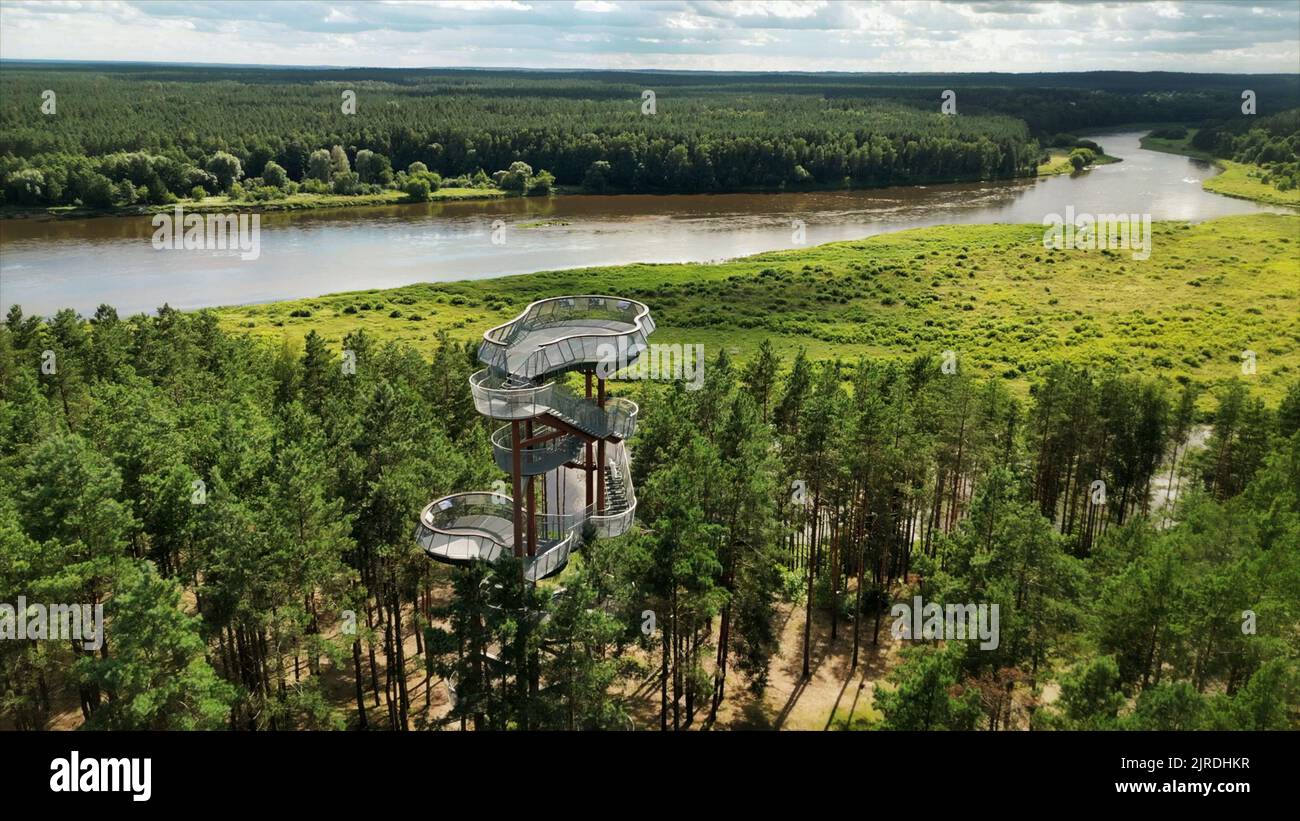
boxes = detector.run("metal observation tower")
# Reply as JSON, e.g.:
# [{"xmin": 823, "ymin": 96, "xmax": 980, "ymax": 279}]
[{"xmin": 415, "ymin": 296, "xmax": 656, "ymax": 581}]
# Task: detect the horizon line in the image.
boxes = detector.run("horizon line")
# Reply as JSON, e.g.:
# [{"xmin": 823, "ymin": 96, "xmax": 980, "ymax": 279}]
[{"xmin": 2, "ymin": 58, "xmax": 1297, "ymax": 78}]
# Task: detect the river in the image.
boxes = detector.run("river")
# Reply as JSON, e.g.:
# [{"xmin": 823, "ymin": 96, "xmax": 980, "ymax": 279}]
[{"xmin": 0, "ymin": 131, "xmax": 1291, "ymax": 317}]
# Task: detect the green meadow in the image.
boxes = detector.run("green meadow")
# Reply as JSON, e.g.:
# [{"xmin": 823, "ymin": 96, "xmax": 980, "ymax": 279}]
[
  {"xmin": 216, "ymin": 213, "xmax": 1300, "ymax": 405},
  {"xmin": 1035, "ymin": 148, "xmax": 1121, "ymax": 176},
  {"xmin": 1204, "ymin": 161, "xmax": 1300, "ymax": 207}
]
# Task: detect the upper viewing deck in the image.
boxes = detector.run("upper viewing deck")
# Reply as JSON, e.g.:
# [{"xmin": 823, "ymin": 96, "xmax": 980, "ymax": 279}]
[{"xmin": 478, "ymin": 296, "xmax": 656, "ymax": 382}]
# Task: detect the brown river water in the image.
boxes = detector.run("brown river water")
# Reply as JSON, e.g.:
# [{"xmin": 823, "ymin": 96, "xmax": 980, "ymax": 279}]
[{"xmin": 0, "ymin": 132, "xmax": 1291, "ymax": 316}]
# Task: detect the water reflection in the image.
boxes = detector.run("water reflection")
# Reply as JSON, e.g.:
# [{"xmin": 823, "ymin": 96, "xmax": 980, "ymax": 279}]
[{"xmin": 0, "ymin": 132, "xmax": 1291, "ymax": 316}]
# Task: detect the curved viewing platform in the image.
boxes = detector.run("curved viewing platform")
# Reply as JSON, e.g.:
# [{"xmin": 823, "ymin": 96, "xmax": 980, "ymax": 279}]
[
  {"xmin": 478, "ymin": 295, "xmax": 656, "ymax": 381},
  {"xmin": 415, "ymin": 492, "xmax": 582, "ymax": 582},
  {"xmin": 415, "ymin": 492, "xmax": 515, "ymax": 563}
]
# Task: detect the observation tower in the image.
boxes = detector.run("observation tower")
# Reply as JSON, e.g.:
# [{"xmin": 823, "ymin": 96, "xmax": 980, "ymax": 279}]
[{"xmin": 415, "ymin": 296, "xmax": 655, "ymax": 581}]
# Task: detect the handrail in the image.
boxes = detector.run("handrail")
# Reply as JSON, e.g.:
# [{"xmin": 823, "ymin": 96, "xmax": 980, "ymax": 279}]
[
  {"xmin": 470, "ymin": 369, "xmax": 638, "ymax": 439},
  {"xmin": 490, "ymin": 424, "xmax": 584, "ymax": 475},
  {"xmin": 479, "ymin": 295, "xmax": 656, "ymax": 381},
  {"xmin": 481, "ymin": 295, "xmax": 652, "ymax": 349},
  {"xmin": 588, "ymin": 441, "xmax": 637, "ymax": 537},
  {"xmin": 416, "ymin": 491, "xmax": 586, "ymax": 580},
  {"xmin": 415, "ymin": 492, "xmax": 515, "ymax": 562},
  {"xmin": 417, "ymin": 442, "xmax": 637, "ymax": 567}
]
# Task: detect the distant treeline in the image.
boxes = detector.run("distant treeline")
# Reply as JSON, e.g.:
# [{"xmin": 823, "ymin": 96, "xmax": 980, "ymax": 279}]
[{"xmin": 3, "ymin": 65, "xmax": 1294, "ymax": 206}]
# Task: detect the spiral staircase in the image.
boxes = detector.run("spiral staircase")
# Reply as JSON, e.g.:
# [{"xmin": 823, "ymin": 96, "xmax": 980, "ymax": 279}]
[{"xmin": 415, "ymin": 296, "xmax": 655, "ymax": 581}]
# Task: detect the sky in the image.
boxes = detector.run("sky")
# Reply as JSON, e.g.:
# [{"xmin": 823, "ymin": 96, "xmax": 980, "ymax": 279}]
[{"xmin": 0, "ymin": 0, "xmax": 1297, "ymax": 73}]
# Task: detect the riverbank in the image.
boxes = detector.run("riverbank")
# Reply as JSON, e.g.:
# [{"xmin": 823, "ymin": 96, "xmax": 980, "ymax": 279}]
[
  {"xmin": 2, "ymin": 150, "xmax": 1126, "ymax": 222},
  {"xmin": 1139, "ymin": 129, "xmax": 1300, "ymax": 207},
  {"xmin": 0, "ymin": 170, "xmax": 1055, "ymax": 221},
  {"xmin": 213, "ymin": 213, "xmax": 1300, "ymax": 406},
  {"xmin": 0, "ymin": 186, "xmax": 506, "ymax": 221}
]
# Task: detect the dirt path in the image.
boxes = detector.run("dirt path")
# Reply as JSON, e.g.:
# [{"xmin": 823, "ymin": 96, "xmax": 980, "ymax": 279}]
[{"xmin": 620, "ymin": 597, "xmax": 907, "ymax": 731}]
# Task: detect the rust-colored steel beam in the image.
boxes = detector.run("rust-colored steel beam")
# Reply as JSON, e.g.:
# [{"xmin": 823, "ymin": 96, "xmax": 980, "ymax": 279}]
[
  {"xmin": 526, "ymin": 419, "xmax": 537, "ymax": 557},
  {"xmin": 597, "ymin": 377, "xmax": 606, "ymax": 514},
  {"xmin": 511, "ymin": 420, "xmax": 524, "ymax": 558},
  {"xmin": 585, "ymin": 369, "xmax": 595, "ymax": 510}
]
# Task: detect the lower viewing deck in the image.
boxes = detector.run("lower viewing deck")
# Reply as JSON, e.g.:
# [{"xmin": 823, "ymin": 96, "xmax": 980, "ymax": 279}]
[{"xmin": 416, "ymin": 442, "xmax": 636, "ymax": 581}]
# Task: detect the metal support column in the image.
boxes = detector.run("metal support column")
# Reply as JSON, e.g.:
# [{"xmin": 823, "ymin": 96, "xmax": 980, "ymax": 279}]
[
  {"xmin": 526, "ymin": 419, "xmax": 537, "ymax": 557},
  {"xmin": 597, "ymin": 377, "xmax": 606, "ymax": 515},
  {"xmin": 510, "ymin": 419, "xmax": 524, "ymax": 558},
  {"xmin": 584, "ymin": 370, "xmax": 595, "ymax": 511}
]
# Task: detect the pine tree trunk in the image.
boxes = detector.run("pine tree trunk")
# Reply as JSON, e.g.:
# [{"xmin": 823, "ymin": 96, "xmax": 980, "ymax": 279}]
[
  {"xmin": 802, "ymin": 494, "xmax": 819, "ymax": 679},
  {"xmin": 660, "ymin": 610, "xmax": 670, "ymax": 731},
  {"xmin": 352, "ymin": 639, "xmax": 368, "ymax": 729}
]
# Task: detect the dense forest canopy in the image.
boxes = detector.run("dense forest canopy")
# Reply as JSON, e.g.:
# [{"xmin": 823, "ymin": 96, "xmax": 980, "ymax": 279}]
[
  {"xmin": 2, "ymin": 64, "xmax": 1297, "ymax": 205},
  {"xmin": 2, "ymin": 303, "xmax": 1297, "ymax": 730}
]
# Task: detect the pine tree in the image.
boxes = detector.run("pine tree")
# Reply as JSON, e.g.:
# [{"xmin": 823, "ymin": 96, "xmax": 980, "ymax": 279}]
[{"xmin": 81, "ymin": 561, "xmax": 235, "ymax": 729}]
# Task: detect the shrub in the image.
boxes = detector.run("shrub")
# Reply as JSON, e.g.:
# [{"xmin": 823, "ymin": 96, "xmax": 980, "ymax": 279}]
[
  {"xmin": 262, "ymin": 161, "xmax": 288, "ymax": 189},
  {"xmin": 331, "ymin": 171, "xmax": 362, "ymax": 196},
  {"xmin": 403, "ymin": 177, "xmax": 432, "ymax": 202}
]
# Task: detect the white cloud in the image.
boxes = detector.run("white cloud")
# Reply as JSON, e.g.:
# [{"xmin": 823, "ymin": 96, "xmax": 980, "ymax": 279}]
[
  {"xmin": 726, "ymin": 1, "xmax": 828, "ymax": 20},
  {"xmin": 0, "ymin": 0, "xmax": 1295, "ymax": 71}
]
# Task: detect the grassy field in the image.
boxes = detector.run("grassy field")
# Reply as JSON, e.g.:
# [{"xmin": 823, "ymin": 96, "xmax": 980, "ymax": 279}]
[
  {"xmin": 1203, "ymin": 160, "xmax": 1300, "ymax": 207},
  {"xmin": 215, "ymin": 213, "xmax": 1300, "ymax": 406},
  {"xmin": 1139, "ymin": 129, "xmax": 1300, "ymax": 207},
  {"xmin": 1138, "ymin": 128, "xmax": 1216, "ymax": 160}
]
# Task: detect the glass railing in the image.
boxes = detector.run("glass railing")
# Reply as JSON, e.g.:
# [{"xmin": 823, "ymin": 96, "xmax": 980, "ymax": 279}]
[
  {"xmin": 469, "ymin": 369, "xmax": 554, "ymax": 420},
  {"xmin": 415, "ymin": 492, "xmax": 515, "ymax": 562},
  {"xmin": 490, "ymin": 424, "xmax": 584, "ymax": 474},
  {"xmin": 415, "ymin": 491, "xmax": 606, "ymax": 580},
  {"xmin": 469, "ymin": 370, "xmax": 638, "ymax": 440},
  {"xmin": 524, "ymin": 536, "xmax": 574, "ymax": 582},
  {"xmin": 603, "ymin": 397, "xmax": 639, "ymax": 440},
  {"xmin": 479, "ymin": 296, "xmax": 654, "ymax": 380},
  {"xmin": 543, "ymin": 382, "xmax": 614, "ymax": 435},
  {"xmin": 522, "ymin": 507, "xmax": 589, "ymax": 581},
  {"xmin": 589, "ymin": 442, "xmax": 637, "ymax": 538}
]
